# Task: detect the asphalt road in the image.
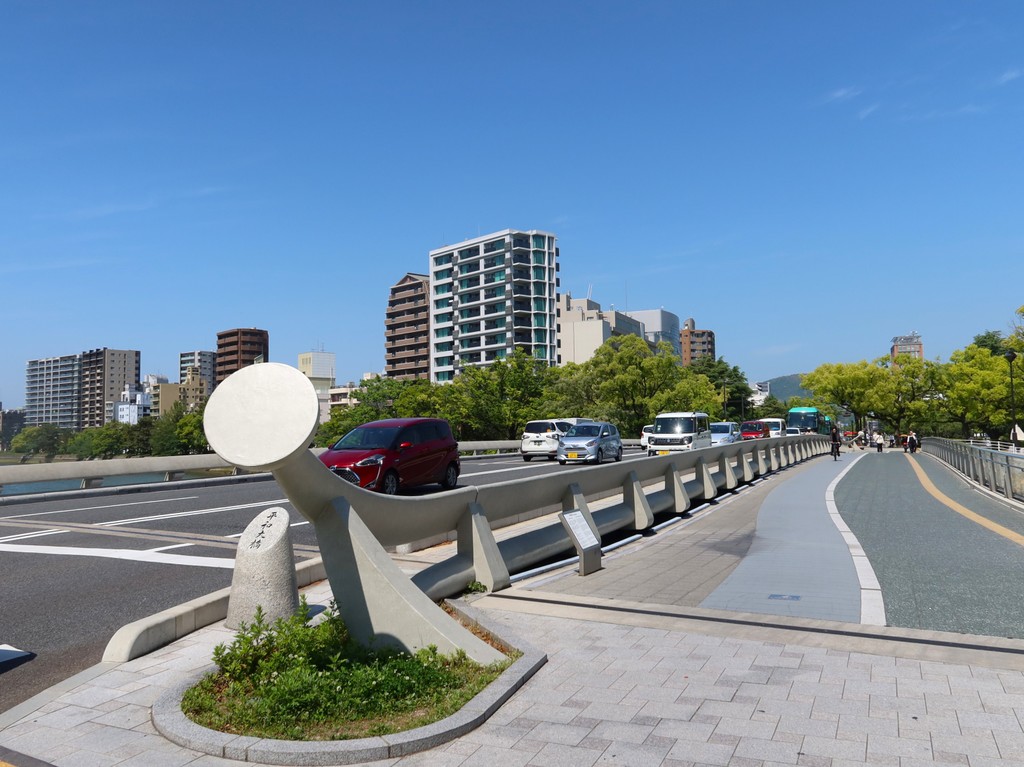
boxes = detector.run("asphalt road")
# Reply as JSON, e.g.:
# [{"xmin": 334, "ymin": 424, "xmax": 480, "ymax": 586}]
[
  {"xmin": 2, "ymin": 447, "xmax": 1023, "ymax": 717},
  {"xmin": 0, "ymin": 451, "xmax": 646, "ymax": 713}
]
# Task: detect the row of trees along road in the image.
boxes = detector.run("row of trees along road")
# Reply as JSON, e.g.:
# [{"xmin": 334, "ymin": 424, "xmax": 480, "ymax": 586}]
[{"xmin": 8, "ymin": 310, "xmax": 1023, "ymax": 461}]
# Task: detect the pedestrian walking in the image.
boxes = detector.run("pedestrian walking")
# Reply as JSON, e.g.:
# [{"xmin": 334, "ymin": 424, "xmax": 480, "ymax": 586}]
[
  {"xmin": 907, "ymin": 431, "xmax": 918, "ymax": 454},
  {"xmin": 875, "ymin": 432, "xmax": 884, "ymax": 452}
]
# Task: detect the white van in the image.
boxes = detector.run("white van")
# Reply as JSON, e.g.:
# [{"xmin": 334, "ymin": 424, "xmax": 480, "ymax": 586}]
[
  {"xmin": 521, "ymin": 417, "xmax": 595, "ymax": 461},
  {"xmin": 759, "ymin": 417, "xmax": 786, "ymax": 438},
  {"xmin": 647, "ymin": 412, "xmax": 712, "ymax": 456}
]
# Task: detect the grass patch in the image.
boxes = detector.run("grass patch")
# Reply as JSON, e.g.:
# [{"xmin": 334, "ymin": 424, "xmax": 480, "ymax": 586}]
[{"xmin": 182, "ymin": 598, "xmax": 514, "ymax": 741}]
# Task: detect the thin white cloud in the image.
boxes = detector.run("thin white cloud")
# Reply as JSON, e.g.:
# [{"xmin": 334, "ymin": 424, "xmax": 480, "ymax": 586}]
[
  {"xmin": 899, "ymin": 103, "xmax": 987, "ymax": 121},
  {"xmin": 858, "ymin": 103, "xmax": 881, "ymax": 120},
  {"xmin": 49, "ymin": 186, "xmax": 230, "ymax": 222},
  {"xmin": 64, "ymin": 200, "xmax": 158, "ymax": 221},
  {"xmin": 996, "ymin": 69, "xmax": 1021, "ymax": 85},
  {"xmin": 822, "ymin": 87, "xmax": 863, "ymax": 104}
]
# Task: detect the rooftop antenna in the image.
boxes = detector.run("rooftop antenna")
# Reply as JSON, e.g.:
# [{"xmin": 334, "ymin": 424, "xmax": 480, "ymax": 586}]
[{"xmin": 586, "ymin": 284, "xmax": 593, "ymax": 300}]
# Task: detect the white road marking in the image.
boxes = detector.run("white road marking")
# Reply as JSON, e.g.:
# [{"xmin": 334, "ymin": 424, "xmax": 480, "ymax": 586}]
[
  {"xmin": 0, "ymin": 496, "xmax": 201, "ymax": 520},
  {"xmin": 824, "ymin": 454, "xmax": 886, "ymax": 626},
  {"xmin": 146, "ymin": 543, "xmax": 195, "ymax": 552},
  {"xmin": 97, "ymin": 499, "xmax": 289, "ymax": 527},
  {"xmin": 0, "ymin": 528, "xmax": 68, "ymax": 543},
  {"xmin": 0, "ymin": 542, "xmax": 234, "ymax": 568}
]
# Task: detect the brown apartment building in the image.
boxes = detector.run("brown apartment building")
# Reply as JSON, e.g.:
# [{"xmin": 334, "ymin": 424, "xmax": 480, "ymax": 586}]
[
  {"xmin": 385, "ymin": 273, "xmax": 430, "ymax": 380},
  {"xmin": 216, "ymin": 328, "xmax": 269, "ymax": 386},
  {"xmin": 680, "ymin": 317, "xmax": 716, "ymax": 366},
  {"xmin": 80, "ymin": 348, "xmax": 141, "ymax": 428}
]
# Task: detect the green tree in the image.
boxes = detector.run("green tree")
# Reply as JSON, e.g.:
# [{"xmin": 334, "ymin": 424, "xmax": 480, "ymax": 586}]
[
  {"xmin": 801, "ymin": 361, "xmax": 886, "ymax": 432},
  {"xmin": 65, "ymin": 429, "xmax": 96, "ymax": 460},
  {"xmin": 10, "ymin": 423, "xmax": 68, "ymax": 460},
  {"xmin": 126, "ymin": 417, "xmax": 155, "ymax": 456},
  {"xmin": 91, "ymin": 421, "xmax": 130, "ymax": 458},
  {"xmin": 588, "ymin": 336, "xmax": 682, "ymax": 436},
  {"xmin": 151, "ymin": 402, "xmax": 187, "ymax": 455},
  {"xmin": 649, "ymin": 368, "xmax": 722, "ymax": 418},
  {"xmin": 936, "ymin": 345, "xmax": 1008, "ymax": 439},
  {"xmin": 178, "ymin": 406, "xmax": 209, "ymax": 454},
  {"xmin": 871, "ymin": 356, "xmax": 939, "ymax": 435},
  {"xmin": 972, "ymin": 330, "xmax": 1006, "ymax": 356},
  {"xmin": 688, "ymin": 356, "xmax": 752, "ymax": 421}
]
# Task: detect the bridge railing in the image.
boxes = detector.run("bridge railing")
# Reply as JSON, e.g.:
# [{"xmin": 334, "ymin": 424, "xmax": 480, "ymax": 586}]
[
  {"xmin": 924, "ymin": 438, "xmax": 1024, "ymax": 504},
  {"xmin": 261, "ymin": 434, "xmax": 830, "ymax": 599},
  {"xmin": 0, "ymin": 441, "xmax": 540, "ymax": 498}
]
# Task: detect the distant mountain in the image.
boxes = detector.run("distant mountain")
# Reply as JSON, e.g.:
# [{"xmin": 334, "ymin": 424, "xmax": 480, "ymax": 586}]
[{"xmin": 764, "ymin": 374, "xmax": 810, "ymax": 403}]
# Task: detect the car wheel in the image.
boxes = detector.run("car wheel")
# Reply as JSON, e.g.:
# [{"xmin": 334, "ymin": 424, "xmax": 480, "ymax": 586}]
[
  {"xmin": 547, "ymin": 455, "xmax": 555, "ymax": 461},
  {"xmin": 522, "ymin": 455, "xmax": 532, "ymax": 462},
  {"xmin": 615, "ymin": 445, "xmax": 623, "ymax": 462},
  {"xmin": 558, "ymin": 459, "xmax": 566, "ymax": 465},
  {"xmin": 441, "ymin": 462, "xmax": 459, "ymax": 490},
  {"xmin": 595, "ymin": 448, "xmax": 604, "ymax": 464},
  {"xmin": 381, "ymin": 470, "xmax": 400, "ymax": 495}
]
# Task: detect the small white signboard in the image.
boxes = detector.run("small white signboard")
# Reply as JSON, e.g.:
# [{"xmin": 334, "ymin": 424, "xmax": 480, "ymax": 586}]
[{"xmin": 562, "ymin": 509, "xmax": 599, "ymax": 550}]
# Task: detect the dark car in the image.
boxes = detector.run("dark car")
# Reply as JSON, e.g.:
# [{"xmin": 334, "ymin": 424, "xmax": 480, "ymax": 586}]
[{"xmin": 318, "ymin": 418, "xmax": 460, "ymax": 495}]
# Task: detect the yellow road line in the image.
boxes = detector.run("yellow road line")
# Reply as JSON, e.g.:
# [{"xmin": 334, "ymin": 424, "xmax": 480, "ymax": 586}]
[{"xmin": 905, "ymin": 455, "xmax": 1024, "ymax": 547}]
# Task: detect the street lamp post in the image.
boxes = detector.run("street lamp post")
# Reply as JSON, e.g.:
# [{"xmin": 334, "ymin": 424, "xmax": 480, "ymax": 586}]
[{"xmin": 1006, "ymin": 350, "xmax": 1018, "ymax": 449}]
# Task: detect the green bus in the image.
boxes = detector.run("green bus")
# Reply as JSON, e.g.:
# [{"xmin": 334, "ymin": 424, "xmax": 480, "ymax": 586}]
[{"xmin": 786, "ymin": 407, "xmax": 830, "ymax": 435}]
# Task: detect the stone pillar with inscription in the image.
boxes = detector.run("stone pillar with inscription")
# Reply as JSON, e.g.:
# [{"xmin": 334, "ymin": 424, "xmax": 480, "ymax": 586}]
[{"xmin": 226, "ymin": 506, "xmax": 300, "ymax": 630}]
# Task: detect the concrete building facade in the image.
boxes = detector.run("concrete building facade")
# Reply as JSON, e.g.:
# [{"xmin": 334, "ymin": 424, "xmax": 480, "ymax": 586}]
[
  {"xmin": 179, "ymin": 350, "xmax": 216, "ymax": 393},
  {"xmin": 623, "ymin": 309, "xmax": 682, "ymax": 359},
  {"xmin": 556, "ymin": 293, "xmax": 647, "ymax": 364},
  {"xmin": 385, "ymin": 273, "xmax": 431, "ymax": 380},
  {"xmin": 298, "ymin": 350, "xmax": 336, "ymax": 423},
  {"xmin": 429, "ymin": 229, "xmax": 559, "ymax": 383},
  {"xmin": 80, "ymin": 348, "xmax": 141, "ymax": 429},
  {"xmin": 891, "ymin": 332, "xmax": 924, "ymax": 360}
]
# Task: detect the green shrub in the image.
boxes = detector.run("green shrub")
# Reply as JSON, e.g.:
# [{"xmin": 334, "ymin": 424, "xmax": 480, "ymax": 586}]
[{"xmin": 182, "ymin": 597, "xmax": 511, "ymax": 740}]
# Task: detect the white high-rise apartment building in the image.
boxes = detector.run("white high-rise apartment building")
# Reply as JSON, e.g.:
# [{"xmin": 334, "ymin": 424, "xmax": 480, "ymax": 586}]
[
  {"xmin": 25, "ymin": 354, "xmax": 81, "ymax": 429},
  {"xmin": 429, "ymin": 229, "xmax": 559, "ymax": 383},
  {"xmin": 179, "ymin": 350, "xmax": 216, "ymax": 392}
]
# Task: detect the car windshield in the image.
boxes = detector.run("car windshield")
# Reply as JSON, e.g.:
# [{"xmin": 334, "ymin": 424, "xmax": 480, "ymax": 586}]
[
  {"xmin": 655, "ymin": 417, "xmax": 696, "ymax": 434},
  {"xmin": 331, "ymin": 425, "xmax": 401, "ymax": 450},
  {"xmin": 741, "ymin": 422, "xmax": 763, "ymax": 432},
  {"xmin": 711, "ymin": 424, "xmax": 731, "ymax": 434},
  {"xmin": 567, "ymin": 424, "xmax": 601, "ymax": 438}
]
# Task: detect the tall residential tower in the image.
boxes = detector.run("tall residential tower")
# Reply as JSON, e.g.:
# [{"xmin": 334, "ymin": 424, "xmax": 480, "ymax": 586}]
[{"xmin": 428, "ymin": 229, "xmax": 559, "ymax": 383}]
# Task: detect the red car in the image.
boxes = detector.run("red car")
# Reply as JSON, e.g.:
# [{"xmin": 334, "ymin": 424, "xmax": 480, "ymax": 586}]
[
  {"xmin": 740, "ymin": 420, "xmax": 771, "ymax": 440},
  {"xmin": 318, "ymin": 418, "xmax": 460, "ymax": 495}
]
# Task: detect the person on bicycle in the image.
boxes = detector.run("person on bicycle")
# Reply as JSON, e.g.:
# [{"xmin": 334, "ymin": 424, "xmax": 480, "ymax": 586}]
[{"xmin": 830, "ymin": 425, "xmax": 842, "ymax": 460}]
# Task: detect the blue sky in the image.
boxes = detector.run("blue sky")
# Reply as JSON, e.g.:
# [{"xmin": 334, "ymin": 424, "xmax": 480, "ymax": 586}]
[{"xmin": 2, "ymin": 2, "xmax": 1022, "ymax": 409}]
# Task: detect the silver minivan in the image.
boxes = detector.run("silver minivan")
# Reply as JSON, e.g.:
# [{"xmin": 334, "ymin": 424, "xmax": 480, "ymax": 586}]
[
  {"xmin": 710, "ymin": 421, "xmax": 740, "ymax": 446},
  {"xmin": 521, "ymin": 417, "xmax": 594, "ymax": 461}
]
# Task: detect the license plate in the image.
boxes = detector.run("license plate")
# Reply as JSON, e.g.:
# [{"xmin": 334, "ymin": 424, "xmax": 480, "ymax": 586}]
[
  {"xmin": 657, "ymin": 450, "xmax": 670, "ymax": 455},
  {"xmin": 567, "ymin": 452, "xmax": 579, "ymax": 459}
]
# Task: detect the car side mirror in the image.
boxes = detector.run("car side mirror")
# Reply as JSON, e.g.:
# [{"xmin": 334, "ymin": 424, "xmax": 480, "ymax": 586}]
[{"xmin": 398, "ymin": 441, "xmax": 413, "ymax": 450}]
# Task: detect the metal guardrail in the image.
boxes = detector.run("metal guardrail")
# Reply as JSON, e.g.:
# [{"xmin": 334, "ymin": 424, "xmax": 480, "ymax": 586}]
[{"xmin": 924, "ymin": 438, "xmax": 1024, "ymax": 504}]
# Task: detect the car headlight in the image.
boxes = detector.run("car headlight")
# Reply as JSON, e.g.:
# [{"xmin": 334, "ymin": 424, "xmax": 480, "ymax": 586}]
[
  {"xmin": 356, "ymin": 454, "xmax": 385, "ymax": 467},
  {"xmin": 682, "ymin": 436, "xmax": 693, "ymax": 445}
]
